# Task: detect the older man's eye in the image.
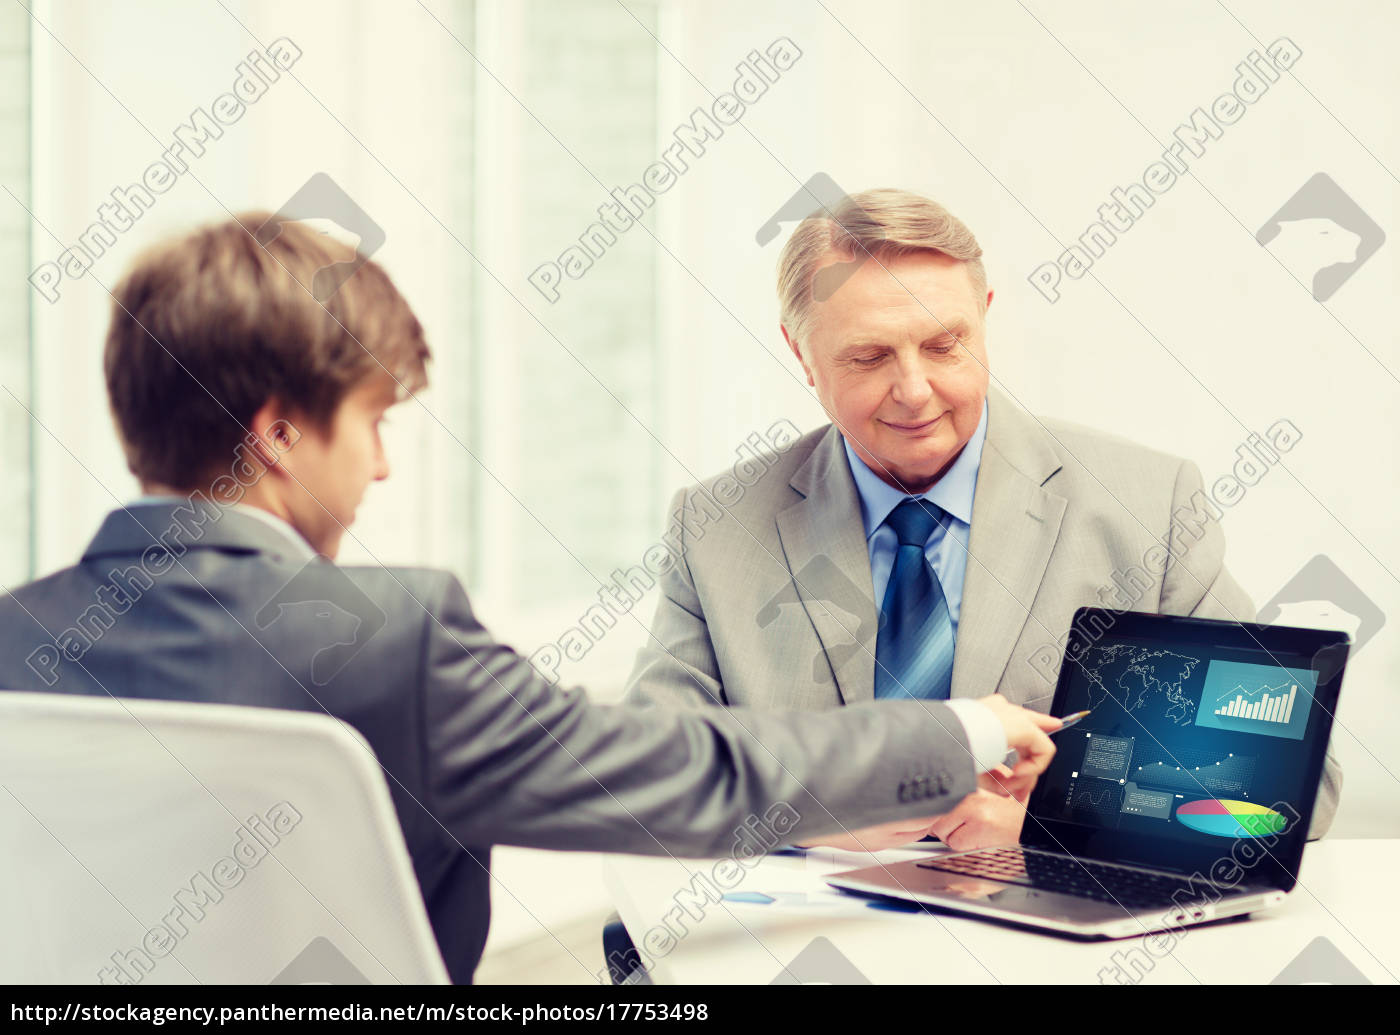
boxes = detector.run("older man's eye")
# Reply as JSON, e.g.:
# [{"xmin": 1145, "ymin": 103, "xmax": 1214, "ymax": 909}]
[{"xmin": 852, "ymin": 355, "xmax": 885, "ymax": 367}]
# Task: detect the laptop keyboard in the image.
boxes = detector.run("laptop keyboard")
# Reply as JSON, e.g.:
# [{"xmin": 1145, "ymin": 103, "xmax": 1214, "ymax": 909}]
[{"xmin": 916, "ymin": 847, "xmax": 1212, "ymax": 910}]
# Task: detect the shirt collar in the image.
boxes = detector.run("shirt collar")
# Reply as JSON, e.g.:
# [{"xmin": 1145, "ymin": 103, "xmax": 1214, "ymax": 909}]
[
  {"xmin": 126, "ymin": 495, "xmax": 318, "ymax": 561},
  {"xmin": 841, "ymin": 397, "xmax": 989, "ymax": 540}
]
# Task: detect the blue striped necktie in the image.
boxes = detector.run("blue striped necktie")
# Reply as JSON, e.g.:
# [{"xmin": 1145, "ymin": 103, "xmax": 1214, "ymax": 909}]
[{"xmin": 874, "ymin": 498, "xmax": 955, "ymax": 701}]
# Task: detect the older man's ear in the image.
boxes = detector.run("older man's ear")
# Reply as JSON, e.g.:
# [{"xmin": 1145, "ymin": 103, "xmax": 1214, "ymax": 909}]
[{"xmin": 781, "ymin": 323, "xmax": 816, "ymax": 386}]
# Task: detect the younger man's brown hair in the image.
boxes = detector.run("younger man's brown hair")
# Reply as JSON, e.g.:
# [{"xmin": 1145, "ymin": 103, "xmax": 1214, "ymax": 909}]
[{"xmin": 104, "ymin": 212, "xmax": 430, "ymax": 490}]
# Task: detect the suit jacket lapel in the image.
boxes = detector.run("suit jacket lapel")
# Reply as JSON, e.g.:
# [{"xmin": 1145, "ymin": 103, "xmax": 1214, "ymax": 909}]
[
  {"xmin": 951, "ymin": 386, "xmax": 1067, "ymax": 701},
  {"xmin": 775, "ymin": 427, "xmax": 880, "ymax": 706}
]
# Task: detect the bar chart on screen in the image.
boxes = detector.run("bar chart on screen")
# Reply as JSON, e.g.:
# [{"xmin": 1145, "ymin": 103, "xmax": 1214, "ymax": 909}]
[
  {"xmin": 1215, "ymin": 682, "xmax": 1298, "ymax": 724},
  {"xmin": 1194, "ymin": 659, "xmax": 1317, "ymax": 741}
]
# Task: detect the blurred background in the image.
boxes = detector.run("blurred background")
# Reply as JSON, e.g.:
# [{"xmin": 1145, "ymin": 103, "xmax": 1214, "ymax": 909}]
[{"xmin": 2, "ymin": 0, "xmax": 1395, "ymax": 979}]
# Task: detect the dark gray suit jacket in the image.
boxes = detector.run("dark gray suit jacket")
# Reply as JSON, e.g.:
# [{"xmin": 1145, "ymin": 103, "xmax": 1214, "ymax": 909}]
[{"xmin": 0, "ymin": 501, "xmax": 979, "ymax": 982}]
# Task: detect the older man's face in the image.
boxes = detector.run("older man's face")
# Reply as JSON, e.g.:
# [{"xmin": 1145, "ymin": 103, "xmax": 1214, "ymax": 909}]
[{"xmin": 785, "ymin": 250, "xmax": 991, "ymax": 494}]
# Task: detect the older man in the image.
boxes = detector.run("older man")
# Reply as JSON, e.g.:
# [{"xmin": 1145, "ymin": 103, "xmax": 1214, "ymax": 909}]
[{"xmin": 626, "ymin": 187, "xmax": 1340, "ymax": 848}]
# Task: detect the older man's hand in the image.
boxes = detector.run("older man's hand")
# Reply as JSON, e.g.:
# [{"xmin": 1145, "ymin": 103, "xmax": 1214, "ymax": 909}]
[
  {"xmin": 796, "ymin": 696, "xmax": 1058, "ymax": 855},
  {"xmin": 927, "ymin": 766, "xmax": 1031, "ymax": 851},
  {"xmin": 793, "ymin": 815, "xmax": 941, "ymax": 853}
]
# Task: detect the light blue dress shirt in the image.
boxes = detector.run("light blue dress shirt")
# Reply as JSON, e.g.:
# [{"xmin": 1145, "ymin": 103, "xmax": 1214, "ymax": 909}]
[
  {"xmin": 841, "ymin": 400, "xmax": 1005, "ymax": 769},
  {"xmin": 842, "ymin": 398, "xmax": 989, "ymax": 638}
]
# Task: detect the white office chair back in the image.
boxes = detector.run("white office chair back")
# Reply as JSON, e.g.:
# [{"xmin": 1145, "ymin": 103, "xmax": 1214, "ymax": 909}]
[{"xmin": 0, "ymin": 691, "xmax": 449, "ymax": 984}]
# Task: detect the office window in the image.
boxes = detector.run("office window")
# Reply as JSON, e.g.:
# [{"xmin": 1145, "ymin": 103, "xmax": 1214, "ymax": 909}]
[
  {"xmin": 468, "ymin": 0, "xmax": 661, "ymax": 693},
  {"xmin": 0, "ymin": 7, "xmax": 31, "ymax": 588}
]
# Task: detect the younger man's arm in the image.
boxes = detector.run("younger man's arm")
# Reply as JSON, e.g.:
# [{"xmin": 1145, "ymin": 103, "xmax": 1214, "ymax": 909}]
[{"xmin": 418, "ymin": 573, "xmax": 995, "ymax": 857}]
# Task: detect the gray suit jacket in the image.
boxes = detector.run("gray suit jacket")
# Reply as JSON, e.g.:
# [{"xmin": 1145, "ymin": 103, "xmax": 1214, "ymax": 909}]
[
  {"xmin": 626, "ymin": 385, "xmax": 1340, "ymax": 838},
  {"xmin": 0, "ymin": 501, "xmax": 981, "ymax": 982}
]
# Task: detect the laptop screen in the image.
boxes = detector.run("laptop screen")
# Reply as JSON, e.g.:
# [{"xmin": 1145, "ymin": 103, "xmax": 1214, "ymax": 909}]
[{"xmin": 1023, "ymin": 608, "xmax": 1348, "ymax": 889}]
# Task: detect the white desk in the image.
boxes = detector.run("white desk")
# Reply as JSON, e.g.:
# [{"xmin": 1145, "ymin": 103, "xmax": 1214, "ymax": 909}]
[{"xmin": 602, "ymin": 839, "xmax": 1399, "ymax": 984}]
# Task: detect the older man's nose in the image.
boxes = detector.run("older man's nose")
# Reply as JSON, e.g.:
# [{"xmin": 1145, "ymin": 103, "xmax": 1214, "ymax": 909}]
[{"xmin": 890, "ymin": 362, "xmax": 934, "ymax": 409}]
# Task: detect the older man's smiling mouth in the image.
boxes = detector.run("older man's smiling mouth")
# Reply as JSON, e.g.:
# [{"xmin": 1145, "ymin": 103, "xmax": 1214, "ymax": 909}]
[{"xmin": 883, "ymin": 415, "xmax": 943, "ymax": 433}]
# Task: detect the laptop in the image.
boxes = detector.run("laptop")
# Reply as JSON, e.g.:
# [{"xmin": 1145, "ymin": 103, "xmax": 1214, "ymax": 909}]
[{"xmin": 827, "ymin": 607, "xmax": 1348, "ymax": 937}]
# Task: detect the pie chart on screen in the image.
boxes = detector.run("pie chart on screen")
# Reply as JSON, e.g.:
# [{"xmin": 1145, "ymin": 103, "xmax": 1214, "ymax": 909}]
[{"xmin": 1175, "ymin": 799, "xmax": 1288, "ymax": 838}]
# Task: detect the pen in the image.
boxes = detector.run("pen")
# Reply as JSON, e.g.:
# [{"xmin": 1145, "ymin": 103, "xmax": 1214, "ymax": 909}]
[{"xmin": 1051, "ymin": 710, "xmax": 1091, "ymax": 735}]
